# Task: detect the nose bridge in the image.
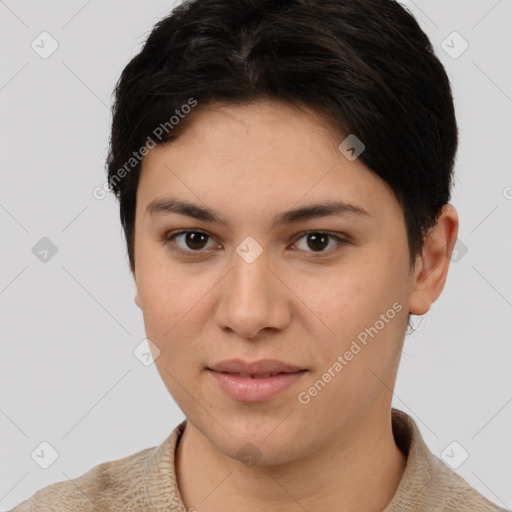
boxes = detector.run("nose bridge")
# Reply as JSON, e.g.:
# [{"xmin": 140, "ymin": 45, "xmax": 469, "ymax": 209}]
[
  {"xmin": 215, "ymin": 241, "xmax": 289, "ymax": 338},
  {"xmin": 230, "ymin": 244, "xmax": 274, "ymax": 305}
]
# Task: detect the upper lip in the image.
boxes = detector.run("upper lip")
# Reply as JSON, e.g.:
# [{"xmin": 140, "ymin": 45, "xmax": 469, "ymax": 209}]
[{"xmin": 208, "ymin": 358, "xmax": 305, "ymax": 374}]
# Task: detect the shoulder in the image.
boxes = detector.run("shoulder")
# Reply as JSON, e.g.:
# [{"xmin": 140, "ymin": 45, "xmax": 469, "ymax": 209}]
[
  {"xmin": 11, "ymin": 444, "xmax": 158, "ymax": 512},
  {"xmin": 424, "ymin": 456, "xmax": 507, "ymax": 511},
  {"xmin": 387, "ymin": 409, "xmax": 508, "ymax": 512}
]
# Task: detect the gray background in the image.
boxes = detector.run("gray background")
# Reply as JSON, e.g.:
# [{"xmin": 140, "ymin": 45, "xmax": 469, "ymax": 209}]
[{"xmin": 1, "ymin": 0, "xmax": 511, "ymax": 509}]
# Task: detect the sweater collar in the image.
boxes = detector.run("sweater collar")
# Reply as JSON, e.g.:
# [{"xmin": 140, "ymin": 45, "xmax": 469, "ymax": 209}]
[{"xmin": 383, "ymin": 408, "xmax": 443, "ymax": 511}]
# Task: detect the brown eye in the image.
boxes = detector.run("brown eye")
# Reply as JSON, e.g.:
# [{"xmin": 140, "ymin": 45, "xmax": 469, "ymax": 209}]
[
  {"xmin": 292, "ymin": 231, "xmax": 347, "ymax": 255},
  {"xmin": 183, "ymin": 231, "xmax": 209, "ymax": 250},
  {"xmin": 306, "ymin": 233, "xmax": 329, "ymax": 251},
  {"xmin": 166, "ymin": 230, "xmax": 217, "ymax": 253}
]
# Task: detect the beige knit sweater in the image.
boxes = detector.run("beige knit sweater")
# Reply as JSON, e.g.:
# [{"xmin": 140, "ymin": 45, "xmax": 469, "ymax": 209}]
[{"xmin": 11, "ymin": 409, "xmax": 507, "ymax": 511}]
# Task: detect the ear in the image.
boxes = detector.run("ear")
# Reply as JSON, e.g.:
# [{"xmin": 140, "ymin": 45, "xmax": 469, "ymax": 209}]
[{"xmin": 408, "ymin": 204, "xmax": 459, "ymax": 316}]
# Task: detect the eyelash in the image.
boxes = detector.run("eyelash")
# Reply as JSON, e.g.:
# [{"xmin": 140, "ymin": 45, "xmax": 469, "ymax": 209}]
[{"xmin": 163, "ymin": 229, "xmax": 349, "ymax": 258}]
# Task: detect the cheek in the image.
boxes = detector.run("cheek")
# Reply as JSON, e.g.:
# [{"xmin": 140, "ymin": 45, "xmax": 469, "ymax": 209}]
[
  {"xmin": 294, "ymin": 257, "xmax": 406, "ymax": 367},
  {"xmin": 135, "ymin": 256, "xmax": 214, "ymax": 367},
  {"xmin": 136, "ymin": 263, "xmax": 187, "ymax": 357},
  {"xmin": 137, "ymin": 245, "xmax": 195, "ymax": 324},
  {"xmin": 137, "ymin": 265, "xmax": 207, "ymax": 401},
  {"xmin": 295, "ymin": 259, "xmax": 391, "ymax": 326}
]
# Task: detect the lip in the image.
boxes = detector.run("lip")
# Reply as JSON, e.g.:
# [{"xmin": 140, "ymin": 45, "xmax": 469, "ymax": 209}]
[
  {"xmin": 208, "ymin": 358, "xmax": 305, "ymax": 375},
  {"xmin": 207, "ymin": 359, "xmax": 307, "ymax": 403}
]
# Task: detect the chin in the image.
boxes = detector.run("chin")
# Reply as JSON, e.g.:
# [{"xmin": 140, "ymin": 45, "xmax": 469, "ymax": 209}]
[{"xmin": 216, "ymin": 420, "xmax": 306, "ymax": 466}]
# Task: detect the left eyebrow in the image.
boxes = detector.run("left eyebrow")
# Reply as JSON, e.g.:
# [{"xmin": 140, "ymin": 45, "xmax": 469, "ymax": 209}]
[
  {"xmin": 145, "ymin": 197, "xmax": 371, "ymax": 229},
  {"xmin": 273, "ymin": 201, "xmax": 372, "ymax": 226}
]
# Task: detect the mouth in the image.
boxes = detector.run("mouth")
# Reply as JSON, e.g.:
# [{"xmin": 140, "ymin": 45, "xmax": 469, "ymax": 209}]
[
  {"xmin": 206, "ymin": 359, "xmax": 308, "ymax": 402},
  {"xmin": 214, "ymin": 371, "xmax": 302, "ymax": 378},
  {"xmin": 207, "ymin": 358, "xmax": 306, "ymax": 375}
]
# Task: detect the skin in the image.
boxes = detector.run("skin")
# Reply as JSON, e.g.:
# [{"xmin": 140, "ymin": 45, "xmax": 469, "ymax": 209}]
[{"xmin": 132, "ymin": 99, "xmax": 459, "ymax": 511}]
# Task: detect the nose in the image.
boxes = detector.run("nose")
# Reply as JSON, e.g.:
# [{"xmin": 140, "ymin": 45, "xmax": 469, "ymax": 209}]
[{"xmin": 214, "ymin": 247, "xmax": 291, "ymax": 340}]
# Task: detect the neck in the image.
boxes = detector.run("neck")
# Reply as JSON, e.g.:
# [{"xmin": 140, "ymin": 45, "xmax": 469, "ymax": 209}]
[{"xmin": 175, "ymin": 407, "xmax": 407, "ymax": 512}]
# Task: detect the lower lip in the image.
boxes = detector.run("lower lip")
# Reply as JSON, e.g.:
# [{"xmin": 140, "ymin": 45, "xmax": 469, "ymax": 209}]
[{"xmin": 208, "ymin": 370, "xmax": 307, "ymax": 403}]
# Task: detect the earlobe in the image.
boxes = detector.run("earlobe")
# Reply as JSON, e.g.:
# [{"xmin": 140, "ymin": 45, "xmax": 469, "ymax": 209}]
[
  {"xmin": 131, "ymin": 264, "xmax": 141, "ymax": 308},
  {"xmin": 408, "ymin": 256, "xmax": 429, "ymax": 315},
  {"xmin": 134, "ymin": 288, "xmax": 142, "ymax": 309},
  {"xmin": 408, "ymin": 204, "xmax": 459, "ymax": 316}
]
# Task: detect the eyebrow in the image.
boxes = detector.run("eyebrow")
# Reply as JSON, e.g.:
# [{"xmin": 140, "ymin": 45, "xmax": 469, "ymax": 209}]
[{"xmin": 145, "ymin": 197, "xmax": 371, "ymax": 229}]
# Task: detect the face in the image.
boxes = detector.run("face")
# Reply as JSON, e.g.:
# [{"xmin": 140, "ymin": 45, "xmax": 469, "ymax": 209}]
[{"xmin": 133, "ymin": 100, "xmax": 418, "ymax": 465}]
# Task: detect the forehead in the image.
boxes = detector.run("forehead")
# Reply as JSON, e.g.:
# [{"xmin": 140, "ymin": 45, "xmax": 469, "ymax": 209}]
[
  {"xmin": 162, "ymin": 99, "xmax": 345, "ymax": 154},
  {"xmin": 136, "ymin": 100, "xmax": 399, "ymax": 224}
]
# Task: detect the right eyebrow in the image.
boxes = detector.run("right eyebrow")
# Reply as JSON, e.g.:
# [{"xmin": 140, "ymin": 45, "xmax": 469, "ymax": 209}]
[{"xmin": 146, "ymin": 198, "xmax": 227, "ymax": 225}]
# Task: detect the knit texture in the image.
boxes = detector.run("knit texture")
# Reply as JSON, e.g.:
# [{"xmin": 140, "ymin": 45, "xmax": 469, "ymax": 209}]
[{"xmin": 11, "ymin": 409, "xmax": 507, "ymax": 511}]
